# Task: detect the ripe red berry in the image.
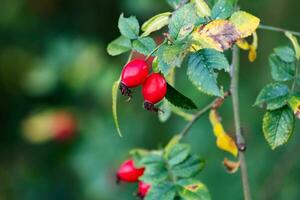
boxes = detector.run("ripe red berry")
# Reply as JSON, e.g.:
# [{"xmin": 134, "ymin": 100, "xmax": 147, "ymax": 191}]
[
  {"xmin": 116, "ymin": 159, "xmax": 145, "ymax": 183},
  {"xmin": 52, "ymin": 112, "xmax": 76, "ymax": 141},
  {"xmin": 142, "ymin": 73, "xmax": 167, "ymax": 112},
  {"xmin": 138, "ymin": 181, "xmax": 151, "ymax": 198},
  {"xmin": 120, "ymin": 59, "xmax": 148, "ymax": 97}
]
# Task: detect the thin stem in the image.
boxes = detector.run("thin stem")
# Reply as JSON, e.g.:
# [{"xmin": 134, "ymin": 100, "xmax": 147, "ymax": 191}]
[
  {"xmin": 231, "ymin": 45, "xmax": 252, "ymax": 200},
  {"xmin": 291, "ymin": 61, "xmax": 300, "ymax": 92},
  {"xmin": 145, "ymin": 40, "xmax": 167, "ymax": 61},
  {"xmin": 179, "ymin": 102, "xmax": 215, "ymax": 138},
  {"xmin": 178, "ymin": 93, "xmax": 229, "ymax": 139},
  {"xmin": 126, "ymin": 51, "xmax": 133, "ymax": 63},
  {"xmin": 259, "ymin": 24, "xmax": 300, "ymax": 37}
]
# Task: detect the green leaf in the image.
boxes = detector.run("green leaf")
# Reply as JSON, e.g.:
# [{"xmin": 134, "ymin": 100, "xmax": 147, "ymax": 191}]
[
  {"xmin": 178, "ymin": 23, "xmax": 195, "ymax": 41},
  {"xmin": 158, "ymin": 100, "xmax": 172, "ymax": 122},
  {"xmin": 112, "ymin": 81, "xmax": 122, "ymax": 137},
  {"xmin": 274, "ymin": 46, "xmax": 296, "ymax": 63},
  {"xmin": 132, "ymin": 37, "xmax": 156, "ymax": 56},
  {"xmin": 140, "ymin": 151, "xmax": 165, "ymax": 165},
  {"xmin": 192, "ymin": 0, "xmax": 212, "ymax": 18},
  {"xmin": 157, "ymin": 59, "xmax": 172, "ymax": 76},
  {"xmin": 165, "ymin": 135, "xmax": 183, "ymax": 153},
  {"xmin": 138, "ymin": 151, "xmax": 167, "ymax": 184},
  {"xmin": 177, "ymin": 179, "xmax": 211, "ymax": 200},
  {"xmin": 169, "ymin": 3, "xmax": 199, "ymax": 40},
  {"xmin": 263, "ymin": 106, "xmax": 295, "ymax": 149},
  {"xmin": 172, "ymin": 155, "xmax": 205, "ymax": 178},
  {"xmin": 254, "ymin": 83, "xmax": 290, "ymax": 110},
  {"xmin": 107, "ymin": 36, "xmax": 131, "ymax": 56},
  {"xmin": 141, "ymin": 12, "xmax": 171, "ymax": 37},
  {"xmin": 140, "ymin": 162, "xmax": 169, "ymax": 184},
  {"xmin": 157, "ymin": 43, "xmax": 186, "ymax": 76},
  {"xmin": 187, "ymin": 49, "xmax": 230, "ymax": 96},
  {"xmin": 269, "ymin": 54, "xmax": 295, "ymax": 82},
  {"xmin": 163, "ymin": 43, "xmax": 187, "ymax": 67},
  {"xmin": 130, "ymin": 149, "xmax": 150, "ymax": 168},
  {"xmin": 118, "ymin": 13, "xmax": 140, "ymax": 39},
  {"xmin": 165, "ymin": 83, "xmax": 197, "ymax": 110},
  {"xmin": 211, "ymin": 0, "xmax": 234, "ymax": 20},
  {"xmin": 145, "ymin": 182, "xmax": 176, "ymax": 200},
  {"xmin": 165, "ymin": 144, "xmax": 191, "ymax": 166}
]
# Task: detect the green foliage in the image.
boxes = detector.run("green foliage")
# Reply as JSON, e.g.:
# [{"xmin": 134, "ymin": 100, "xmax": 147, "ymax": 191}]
[
  {"xmin": 118, "ymin": 13, "xmax": 140, "ymax": 39},
  {"xmin": 263, "ymin": 106, "xmax": 295, "ymax": 149},
  {"xmin": 132, "ymin": 37, "xmax": 156, "ymax": 56},
  {"xmin": 254, "ymin": 83, "xmax": 290, "ymax": 110},
  {"xmin": 256, "ymin": 42, "xmax": 300, "ymax": 149},
  {"xmin": 107, "ymin": 36, "xmax": 132, "ymax": 56},
  {"xmin": 158, "ymin": 100, "xmax": 173, "ymax": 122},
  {"xmin": 187, "ymin": 49, "xmax": 230, "ymax": 97},
  {"xmin": 211, "ymin": 0, "xmax": 234, "ymax": 20},
  {"xmin": 145, "ymin": 182, "xmax": 176, "ymax": 200},
  {"xmin": 165, "ymin": 143, "xmax": 191, "ymax": 166},
  {"xmin": 156, "ymin": 43, "xmax": 188, "ymax": 76},
  {"xmin": 269, "ymin": 54, "xmax": 295, "ymax": 82},
  {"xmin": 165, "ymin": 83, "xmax": 197, "ymax": 110},
  {"xmin": 131, "ymin": 136, "xmax": 208, "ymax": 200},
  {"xmin": 177, "ymin": 179, "xmax": 211, "ymax": 200},
  {"xmin": 168, "ymin": 3, "xmax": 199, "ymax": 40},
  {"xmin": 112, "ymin": 81, "xmax": 122, "ymax": 137},
  {"xmin": 274, "ymin": 46, "xmax": 296, "ymax": 63}
]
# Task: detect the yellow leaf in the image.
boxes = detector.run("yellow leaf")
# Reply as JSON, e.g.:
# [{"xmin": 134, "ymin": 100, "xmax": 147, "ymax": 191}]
[
  {"xmin": 190, "ymin": 32, "xmax": 222, "ymax": 52},
  {"xmin": 288, "ymin": 94, "xmax": 300, "ymax": 118},
  {"xmin": 192, "ymin": 0, "xmax": 211, "ymax": 18},
  {"xmin": 191, "ymin": 20, "xmax": 240, "ymax": 52},
  {"xmin": 200, "ymin": 20, "xmax": 240, "ymax": 51},
  {"xmin": 248, "ymin": 32, "xmax": 258, "ymax": 62},
  {"xmin": 285, "ymin": 31, "xmax": 300, "ymax": 60},
  {"xmin": 209, "ymin": 109, "xmax": 220, "ymax": 126},
  {"xmin": 230, "ymin": 11, "xmax": 260, "ymax": 38},
  {"xmin": 209, "ymin": 109, "xmax": 238, "ymax": 157},
  {"xmin": 236, "ymin": 39, "xmax": 250, "ymax": 50},
  {"xmin": 248, "ymin": 46, "xmax": 257, "ymax": 62},
  {"xmin": 216, "ymin": 133, "xmax": 238, "ymax": 157}
]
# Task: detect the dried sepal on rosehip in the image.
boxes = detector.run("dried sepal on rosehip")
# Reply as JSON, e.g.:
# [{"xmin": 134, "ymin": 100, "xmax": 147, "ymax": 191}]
[
  {"xmin": 116, "ymin": 159, "xmax": 145, "ymax": 183},
  {"xmin": 120, "ymin": 59, "xmax": 149, "ymax": 98},
  {"xmin": 137, "ymin": 181, "xmax": 151, "ymax": 199},
  {"xmin": 142, "ymin": 73, "xmax": 167, "ymax": 112}
]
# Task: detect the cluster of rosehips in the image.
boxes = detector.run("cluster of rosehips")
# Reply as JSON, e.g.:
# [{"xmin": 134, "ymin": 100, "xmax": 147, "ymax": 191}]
[
  {"xmin": 120, "ymin": 59, "xmax": 167, "ymax": 112},
  {"xmin": 116, "ymin": 159, "xmax": 151, "ymax": 199}
]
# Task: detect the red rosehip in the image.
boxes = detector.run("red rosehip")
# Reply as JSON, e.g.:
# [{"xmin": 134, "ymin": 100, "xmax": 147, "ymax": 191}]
[
  {"xmin": 52, "ymin": 112, "xmax": 76, "ymax": 141},
  {"xmin": 120, "ymin": 59, "xmax": 149, "ymax": 97},
  {"xmin": 116, "ymin": 159, "xmax": 144, "ymax": 183},
  {"xmin": 142, "ymin": 73, "xmax": 167, "ymax": 112},
  {"xmin": 138, "ymin": 181, "xmax": 151, "ymax": 198}
]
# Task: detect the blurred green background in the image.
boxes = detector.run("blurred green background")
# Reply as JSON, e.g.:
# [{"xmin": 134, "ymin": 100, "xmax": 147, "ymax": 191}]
[{"xmin": 1, "ymin": 0, "xmax": 300, "ymax": 199}]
